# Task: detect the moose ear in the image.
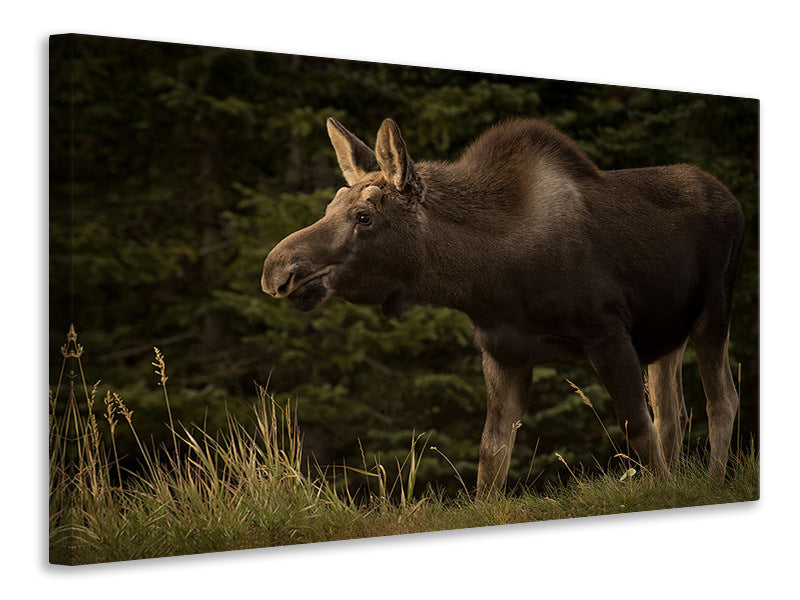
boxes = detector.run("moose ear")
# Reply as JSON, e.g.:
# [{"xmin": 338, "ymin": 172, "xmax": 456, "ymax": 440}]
[
  {"xmin": 327, "ymin": 118, "xmax": 380, "ymax": 186},
  {"xmin": 375, "ymin": 118, "xmax": 416, "ymax": 191}
]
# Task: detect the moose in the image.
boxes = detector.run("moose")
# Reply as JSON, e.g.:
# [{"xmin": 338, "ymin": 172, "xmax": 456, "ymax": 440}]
[{"xmin": 261, "ymin": 116, "xmax": 744, "ymax": 501}]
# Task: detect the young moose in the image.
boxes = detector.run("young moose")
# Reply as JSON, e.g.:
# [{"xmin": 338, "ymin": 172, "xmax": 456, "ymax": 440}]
[{"xmin": 261, "ymin": 117, "xmax": 744, "ymax": 501}]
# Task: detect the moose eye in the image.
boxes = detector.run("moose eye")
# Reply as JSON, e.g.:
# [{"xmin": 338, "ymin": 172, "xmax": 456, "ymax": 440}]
[{"xmin": 356, "ymin": 212, "xmax": 373, "ymax": 226}]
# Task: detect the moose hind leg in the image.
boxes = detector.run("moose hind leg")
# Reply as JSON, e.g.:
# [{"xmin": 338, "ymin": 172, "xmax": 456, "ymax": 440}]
[
  {"xmin": 587, "ymin": 333, "xmax": 669, "ymax": 477},
  {"xmin": 648, "ymin": 341, "xmax": 688, "ymax": 467},
  {"xmin": 690, "ymin": 313, "xmax": 738, "ymax": 482},
  {"xmin": 476, "ymin": 352, "xmax": 531, "ymax": 502}
]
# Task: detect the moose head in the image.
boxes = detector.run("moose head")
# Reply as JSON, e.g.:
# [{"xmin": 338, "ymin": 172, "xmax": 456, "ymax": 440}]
[{"xmin": 261, "ymin": 118, "xmax": 426, "ymax": 317}]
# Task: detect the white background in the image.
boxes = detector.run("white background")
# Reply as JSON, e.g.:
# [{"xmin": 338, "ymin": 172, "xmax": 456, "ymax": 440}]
[{"xmin": 5, "ymin": 1, "xmax": 797, "ymax": 598}]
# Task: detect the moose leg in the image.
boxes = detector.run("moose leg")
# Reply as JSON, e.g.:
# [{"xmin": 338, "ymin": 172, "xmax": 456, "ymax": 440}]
[
  {"xmin": 587, "ymin": 334, "xmax": 669, "ymax": 477},
  {"xmin": 476, "ymin": 352, "xmax": 531, "ymax": 502},
  {"xmin": 648, "ymin": 340, "xmax": 689, "ymax": 467},
  {"xmin": 690, "ymin": 311, "xmax": 738, "ymax": 482}
]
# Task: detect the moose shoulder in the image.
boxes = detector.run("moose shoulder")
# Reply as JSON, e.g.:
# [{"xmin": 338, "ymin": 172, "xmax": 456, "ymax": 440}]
[{"xmin": 261, "ymin": 117, "xmax": 745, "ymax": 501}]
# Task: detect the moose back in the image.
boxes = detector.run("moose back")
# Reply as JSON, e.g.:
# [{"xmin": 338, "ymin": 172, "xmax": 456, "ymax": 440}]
[{"xmin": 261, "ymin": 117, "xmax": 744, "ymax": 500}]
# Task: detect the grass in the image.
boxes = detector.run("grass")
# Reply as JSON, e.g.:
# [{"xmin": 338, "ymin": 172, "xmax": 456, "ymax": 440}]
[{"xmin": 49, "ymin": 326, "xmax": 759, "ymax": 566}]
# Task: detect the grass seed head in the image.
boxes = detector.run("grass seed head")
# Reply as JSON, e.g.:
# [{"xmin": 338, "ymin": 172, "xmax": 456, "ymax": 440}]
[
  {"xmin": 103, "ymin": 391, "xmax": 118, "ymax": 430},
  {"xmin": 152, "ymin": 347, "xmax": 168, "ymax": 385},
  {"xmin": 566, "ymin": 379, "xmax": 593, "ymax": 408}
]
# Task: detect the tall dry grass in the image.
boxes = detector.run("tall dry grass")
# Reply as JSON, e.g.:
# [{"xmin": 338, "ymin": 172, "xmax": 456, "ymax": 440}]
[{"xmin": 49, "ymin": 326, "xmax": 441, "ymax": 563}]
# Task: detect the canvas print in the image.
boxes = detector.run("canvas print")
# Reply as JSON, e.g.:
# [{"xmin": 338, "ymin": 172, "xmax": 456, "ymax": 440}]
[{"xmin": 49, "ymin": 34, "xmax": 759, "ymax": 566}]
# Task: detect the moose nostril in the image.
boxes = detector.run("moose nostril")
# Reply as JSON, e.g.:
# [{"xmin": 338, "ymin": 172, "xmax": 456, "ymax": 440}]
[{"xmin": 277, "ymin": 272, "xmax": 295, "ymax": 296}]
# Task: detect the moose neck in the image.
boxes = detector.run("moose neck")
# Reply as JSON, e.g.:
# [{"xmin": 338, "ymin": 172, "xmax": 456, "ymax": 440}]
[{"xmin": 407, "ymin": 162, "xmax": 528, "ymax": 323}]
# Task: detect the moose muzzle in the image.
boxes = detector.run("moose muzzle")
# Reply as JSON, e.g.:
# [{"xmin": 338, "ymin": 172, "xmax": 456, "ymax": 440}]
[
  {"xmin": 260, "ymin": 219, "xmax": 340, "ymax": 312},
  {"xmin": 261, "ymin": 261, "xmax": 331, "ymax": 299}
]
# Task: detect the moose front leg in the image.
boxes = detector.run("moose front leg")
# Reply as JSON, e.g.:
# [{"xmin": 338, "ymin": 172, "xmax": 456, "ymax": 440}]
[
  {"xmin": 586, "ymin": 334, "xmax": 669, "ymax": 477},
  {"xmin": 476, "ymin": 352, "xmax": 532, "ymax": 502}
]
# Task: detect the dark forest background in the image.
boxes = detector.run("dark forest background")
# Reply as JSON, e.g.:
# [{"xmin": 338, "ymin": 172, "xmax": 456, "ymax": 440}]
[{"xmin": 49, "ymin": 34, "xmax": 759, "ymax": 493}]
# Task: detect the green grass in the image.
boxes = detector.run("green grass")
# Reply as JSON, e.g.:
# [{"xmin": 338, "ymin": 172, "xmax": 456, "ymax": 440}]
[{"xmin": 49, "ymin": 329, "xmax": 758, "ymax": 566}]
